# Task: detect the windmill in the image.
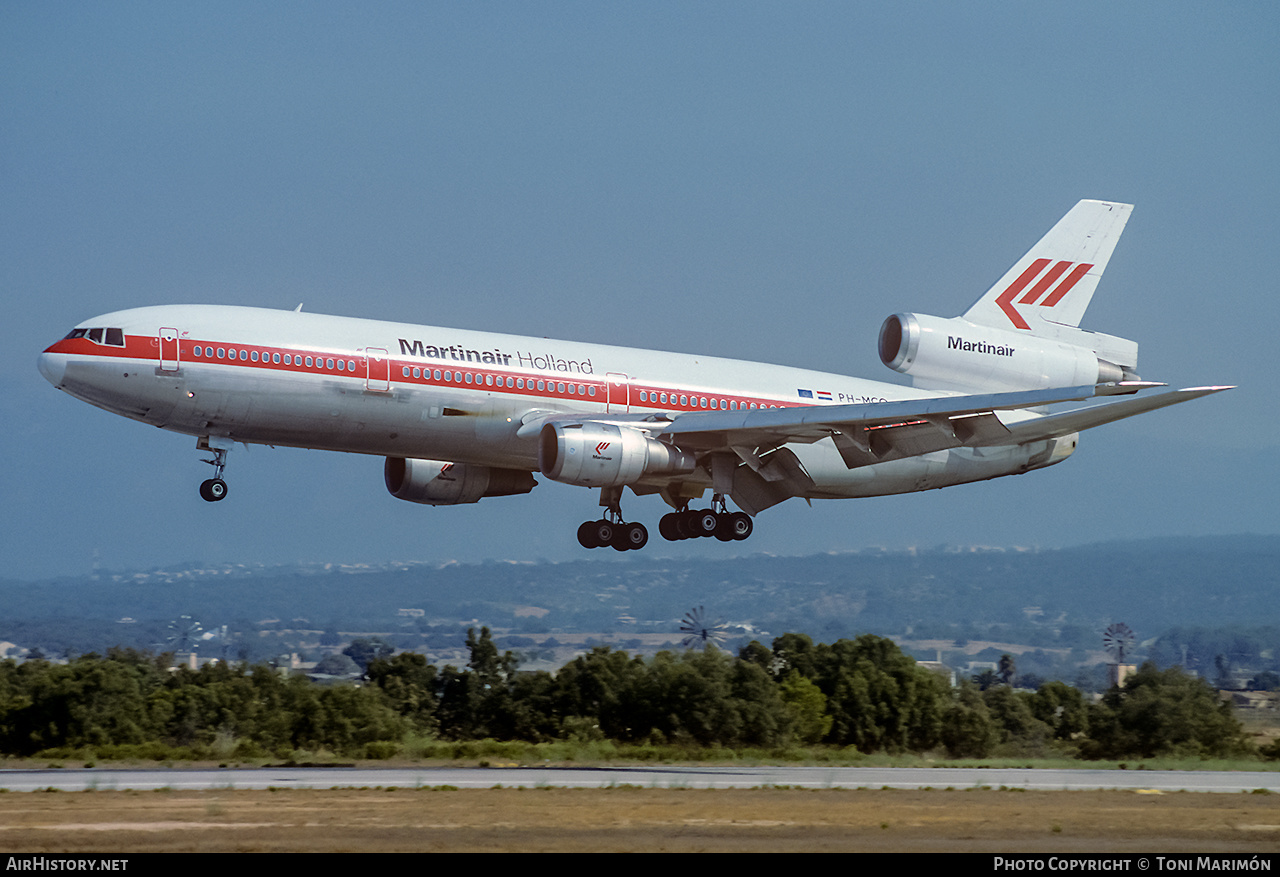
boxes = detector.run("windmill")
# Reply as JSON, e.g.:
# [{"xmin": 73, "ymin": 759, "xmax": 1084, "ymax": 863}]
[
  {"xmin": 1103, "ymin": 622, "xmax": 1136, "ymax": 688},
  {"xmin": 679, "ymin": 606, "xmax": 727, "ymax": 649},
  {"xmin": 166, "ymin": 615, "xmax": 204, "ymax": 668}
]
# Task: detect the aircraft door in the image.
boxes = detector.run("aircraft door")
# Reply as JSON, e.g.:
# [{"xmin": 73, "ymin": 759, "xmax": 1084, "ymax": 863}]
[
  {"xmin": 159, "ymin": 327, "xmax": 180, "ymax": 372},
  {"xmin": 365, "ymin": 347, "xmax": 390, "ymax": 392},
  {"xmin": 606, "ymin": 372, "xmax": 630, "ymax": 413}
]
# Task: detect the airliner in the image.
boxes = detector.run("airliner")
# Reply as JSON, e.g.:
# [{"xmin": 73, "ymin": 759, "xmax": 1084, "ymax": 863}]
[{"xmin": 38, "ymin": 200, "xmax": 1230, "ymax": 551}]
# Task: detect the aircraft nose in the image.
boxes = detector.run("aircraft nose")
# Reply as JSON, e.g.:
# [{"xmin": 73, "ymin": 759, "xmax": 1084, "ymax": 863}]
[{"xmin": 38, "ymin": 348, "xmax": 66, "ymax": 387}]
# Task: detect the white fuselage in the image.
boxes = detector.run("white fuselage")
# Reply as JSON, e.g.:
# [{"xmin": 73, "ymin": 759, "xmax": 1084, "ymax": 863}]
[{"xmin": 38, "ymin": 304, "xmax": 1071, "ymax": 504}]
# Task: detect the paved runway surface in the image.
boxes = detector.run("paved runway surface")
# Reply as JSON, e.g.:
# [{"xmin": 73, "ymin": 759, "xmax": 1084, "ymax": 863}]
[{"xmin": 3, "ymin": 765, "xmax": 1278, "ymax": 793}]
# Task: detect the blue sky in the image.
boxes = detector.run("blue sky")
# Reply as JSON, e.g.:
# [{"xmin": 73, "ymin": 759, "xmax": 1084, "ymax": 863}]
[{"xmin": 3, "ymin": 2, "xmax": 1276, "ymax": 580}]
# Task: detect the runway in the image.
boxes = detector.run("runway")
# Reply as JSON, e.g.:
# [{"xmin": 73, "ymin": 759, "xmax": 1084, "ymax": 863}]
[{"xmin": 3, "ymin": 765, "xmax": 1278, "ymax": 793}]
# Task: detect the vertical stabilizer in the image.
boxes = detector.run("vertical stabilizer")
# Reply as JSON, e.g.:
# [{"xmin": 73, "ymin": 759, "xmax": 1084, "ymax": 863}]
[{"xmin": 964, "ymin": 200, "xmax": 1132, "ymax": 332}]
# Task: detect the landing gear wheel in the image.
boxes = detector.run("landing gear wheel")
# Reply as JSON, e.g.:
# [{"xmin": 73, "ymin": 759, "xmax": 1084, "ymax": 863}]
[
  {"xmin": 578, "ymin": 520, "xmax": 601, "ymax": 549},
  {"xmin": 589, "ymin": 520, "xmax": 615, "ymax": 548},
  {"xmin": 659, "ymin": 513, "xmax": 682, "ymax": 541},
  {"xmin": 199, "ymin": 438, "xmax": 231, "ymax": 503},
  {"xmin": 613, "ymin": 522, "xmax": 648, "ymax": 551},
  {"xmin": 715, "ymin": 514, "xmax": 736, "ymax": 541},
  {"xmin": 199, "ymin": 478, "xmax": 228, "ymax": 502},
  {"xmin": 674, "ymin": 512, "xmax": 695, "ymax": 539},
  {"xmin": 689, "ymin": 509, "xmax": 718, "ymax": 537},
  {"xmin": 728, "ymin": 511, "xmax": 753, "ymax": 541}
]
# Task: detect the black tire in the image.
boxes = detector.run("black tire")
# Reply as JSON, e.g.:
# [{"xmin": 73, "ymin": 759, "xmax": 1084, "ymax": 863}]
[
  {"xmin": 200, "ymin": 479, "xmax": 228, "ymax": 502},
  {"xmin": 659, "ymin": 513, "xmax": 681, "ymax": 541},
  {"xmin": 714, "ymin": 514, "xmax": 735, "ymax": 541},
  {"xmin": 623, "ymin": 522, "xmax": 648, "ymax": 551},
  {"xmin": 591, "ymin": 520, "xmax": 615, "ymax": 547},
  {"xmin": 690, "ymin": 509, "xmax": 718, "ymax": 537},
  {"xmin": 675, "ymin": 511, "xmax": 695, "ymax": 539},
  {"xmin": 577, "ymin": 520, "xmax": 601, "ymax": 549},
  {"xmin": 729, "ymin": 511, "xmax": 753, "ymax": 540}
]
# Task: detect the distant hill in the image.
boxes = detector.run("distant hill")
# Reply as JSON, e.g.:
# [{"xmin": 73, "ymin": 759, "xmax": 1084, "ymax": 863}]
[{"xmin": 2, "ymin": 535, "xmax": 1277, "ymax": 667}]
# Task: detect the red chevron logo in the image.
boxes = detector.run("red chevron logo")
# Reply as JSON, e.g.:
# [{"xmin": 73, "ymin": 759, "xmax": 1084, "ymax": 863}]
[
  {"xmin": 596, "ymin": 442, "xmax": 611, "ymax": 455},
  {"xmin": 995, "ymin": 259, "xmax": 1093, "ymax": 329}
]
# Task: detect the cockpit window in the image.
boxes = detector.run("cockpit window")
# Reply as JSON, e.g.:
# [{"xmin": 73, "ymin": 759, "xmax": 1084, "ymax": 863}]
[{"xmin": 65, "ymin": 327, "xmax": 126, "ymax": 347}]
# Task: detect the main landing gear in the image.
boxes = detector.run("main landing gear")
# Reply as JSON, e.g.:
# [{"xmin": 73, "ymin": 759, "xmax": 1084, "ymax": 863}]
[
  {"xmin": 576, "ymin": 491, "xmax": 753, "ymax": 551},
  {"xmin": 577, "ymin": 517, "xmax": 649, "ymax": 552},
  {"xmin": 198, "ymin": 437, "xmax": 232, "ymax": 502},
  {"xmin": 658, "ymin": 493, "xmax": 752, "ymax": 543},
  {"xmin": 577, "ymin": 488, "xmax": 648, "ymax": 551}
]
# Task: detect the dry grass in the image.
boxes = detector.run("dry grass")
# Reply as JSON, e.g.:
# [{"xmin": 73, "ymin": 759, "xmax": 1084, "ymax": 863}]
[{"xmin": 1, "ymin": 787, "xmax": 1278, "ymax": 852}]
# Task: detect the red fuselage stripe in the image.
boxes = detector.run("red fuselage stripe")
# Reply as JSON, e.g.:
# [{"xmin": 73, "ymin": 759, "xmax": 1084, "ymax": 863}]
[{"xmin": 45, "ymin": 335, "xmax": 801, "ymax": 413}]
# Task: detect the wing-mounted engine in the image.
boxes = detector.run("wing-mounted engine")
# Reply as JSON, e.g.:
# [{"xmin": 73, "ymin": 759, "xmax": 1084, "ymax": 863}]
[
  {"xmin": 384, "ymin": 457, "xmax": 536, "ymax": 505},
  {"xmin": 538, "ymin": 422, "xmax": 696, "ymax": 488},
  {"xmin": 878, "ymin": 312, "xmax": 1140, "ymax": 394}
]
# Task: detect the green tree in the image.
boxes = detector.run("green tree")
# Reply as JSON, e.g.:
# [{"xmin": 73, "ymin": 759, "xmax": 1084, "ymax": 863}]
[
  {"xmin": 997, "ymin": 654, "xmax": 1017, "ymax": 686},
  {"xmin": 645, "ymin": 648, "xmax": 734, "ymax": 745},
  {"xmin": 1081, "ymin": 662, "xmax": 1251, "ymax": 759},
  {"xmin": 367, "ymin": 652, "xmax": 439, "ymax": 733},
  {"xmin": 812, "ymin": 635, "xmax": 947, "ymax": 752},
  {"xmin": 982, "ymin": 686, "xmax": 1052, "ymax": 754},
  {"xmin": 433, "ymin": 628, "xmax": 523, "ymax": 740},
  {"xmin": 553, "ymin": 646, "xmax": 649, "ymax": 741},
  {"xmin": 434, "ymin": 665, "xmax": 484, "ymax": 739},
  {"xmin": 940, "ymin": 681, "xmax": 998, "ymax": 758},
  {"xmin": 313, "ymin": 653, "xmax": 361, "ymax": 676},
  {"xmin": 342, "ymin": 638, "xmax": 394, "ymax": 675},
  {"xmin": 738, "ymin": 640, "xmax": 774, "ymax": 673},
  {"xmin": 778, "ymin": 671, "xmax": 832, "ymax": 745},
  {"xmin": 769, "ymin": 633, "xmax": 818, "ymax": 680},
  {"xmin": 972, "ymin": 668, "xmax": 999, "ymax": 691},
  {"xmin": 1028, "ymin": 680, "xmax": 1089, "ymax": 739}
]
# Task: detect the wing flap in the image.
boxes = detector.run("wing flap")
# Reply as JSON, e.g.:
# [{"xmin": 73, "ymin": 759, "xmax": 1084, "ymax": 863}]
[{"xmin": 659, "ymin": 385, "xmax": 1098, "ymax": 467}]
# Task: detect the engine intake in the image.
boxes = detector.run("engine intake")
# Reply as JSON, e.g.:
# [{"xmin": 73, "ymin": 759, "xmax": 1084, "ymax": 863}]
[
  {"xmin": 539, "ymin": 422, "xmax": 696, "ymax": 488},
  {"xmin": 384, "ymin": 458, "xmax": 536, "ymax": 505}
]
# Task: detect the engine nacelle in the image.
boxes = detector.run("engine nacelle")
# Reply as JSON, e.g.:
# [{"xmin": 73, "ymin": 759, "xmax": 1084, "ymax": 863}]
[
  {"xmin": 878, "ymin": 312, "xmax": 1137, "ymax": 393},
  {"xmin": 538, "ymin": 422, "xmax": 696, "ymax": 488},
  {"xmin": 384, "ymin": 457, "xmax": 536, "ymax": 506}
]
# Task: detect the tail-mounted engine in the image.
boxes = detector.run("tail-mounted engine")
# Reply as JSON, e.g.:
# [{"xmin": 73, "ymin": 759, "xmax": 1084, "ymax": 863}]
[
  {"xmin": 539, "ymin": 422, "xmax": 696, "ymax": 488},
  {"xmin": 878, "ymin": 312, "xmax": 1139, "ymax": 394},
  {"xmin": 384, "ymin": 457, "xmax": 536, "ymax": 505}
]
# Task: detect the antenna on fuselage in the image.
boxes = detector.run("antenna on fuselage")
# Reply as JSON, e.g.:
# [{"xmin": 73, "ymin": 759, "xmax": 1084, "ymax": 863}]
[{"xmin": 294, "ymin": 303, "xmax": 304, "ymax": 312}]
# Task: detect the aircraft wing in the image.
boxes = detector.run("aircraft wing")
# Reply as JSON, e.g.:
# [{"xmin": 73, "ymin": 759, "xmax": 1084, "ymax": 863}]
[
  {"xmin": 654, "ymin": 383, "xmax": 1231, "ymax": 471},
  {"xmin": 998, "ymin": 385, "xmax": 1234, "ymax": 445}
]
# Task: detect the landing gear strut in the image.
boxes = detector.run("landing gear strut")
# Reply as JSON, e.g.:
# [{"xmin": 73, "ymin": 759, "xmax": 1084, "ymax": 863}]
[
  {"xmin": 577, "ymin": 488, "xmax": 648, "ymax": 551},
  {"xmin": 198, "ymin": 436, "xmax": 232, "ymax": 502}
]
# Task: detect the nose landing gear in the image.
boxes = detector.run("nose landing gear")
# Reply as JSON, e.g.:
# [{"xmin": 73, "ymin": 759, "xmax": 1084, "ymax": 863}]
[{"xmin": 197, "ymin": 436, "xmax": 233, "ymax": 502}]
